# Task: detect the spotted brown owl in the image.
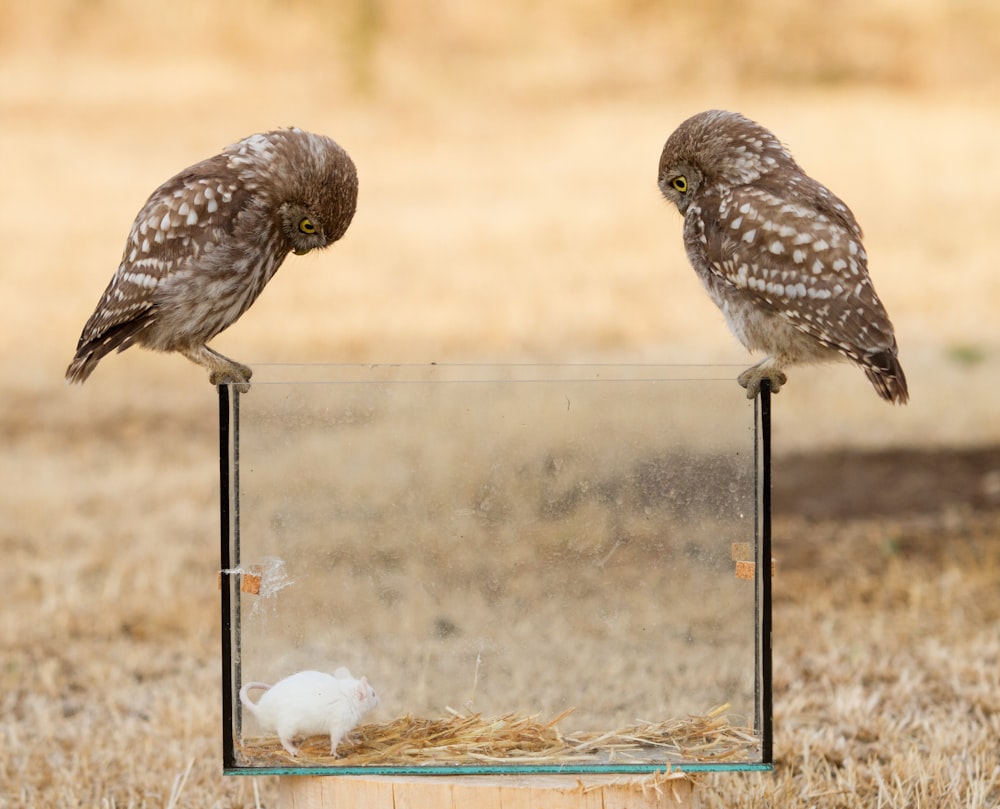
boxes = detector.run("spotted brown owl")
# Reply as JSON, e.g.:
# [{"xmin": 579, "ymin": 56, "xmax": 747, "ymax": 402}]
[
  {"xmin": 658, "ymin": 110, "xmax": 907, "ymax": 404},
  {"xmin": 65, "ymin": 128, "xmax": 358, "ymax": 391}
]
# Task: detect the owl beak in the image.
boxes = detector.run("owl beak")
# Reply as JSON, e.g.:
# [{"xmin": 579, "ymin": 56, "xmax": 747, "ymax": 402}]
[{"xmin": 292, "ymin": 246, "xmax": 309, "ymax": 256}]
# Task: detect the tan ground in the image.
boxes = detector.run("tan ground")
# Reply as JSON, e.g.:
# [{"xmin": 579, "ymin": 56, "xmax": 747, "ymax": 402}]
[{"xmin": 1, "ymin": 1, "xmax": 999, "ymax": 806}]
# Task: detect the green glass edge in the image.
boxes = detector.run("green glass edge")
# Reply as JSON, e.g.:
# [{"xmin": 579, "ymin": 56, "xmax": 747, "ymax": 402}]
[{"xmin": 225, "ymin": 763, "xmax": 774, "ymax": 776}]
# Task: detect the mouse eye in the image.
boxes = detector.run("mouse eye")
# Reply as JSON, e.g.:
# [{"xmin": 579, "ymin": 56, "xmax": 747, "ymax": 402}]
[
  {"xmin": 298, "ymin": 217, "xmax": 317, "ymax": 234},
  {"xmin": 671, "ymin": 176, "xmax": 688, "ymax": 193}
]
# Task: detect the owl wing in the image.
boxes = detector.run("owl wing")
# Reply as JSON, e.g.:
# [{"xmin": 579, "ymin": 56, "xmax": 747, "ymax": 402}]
[
  {"xmin": 699, "ymin": 184, "xmax": 898, "ymax": 362},
  {"xmin": 66, "ymin": 157, "xmax": 250, "ymax": 382}
]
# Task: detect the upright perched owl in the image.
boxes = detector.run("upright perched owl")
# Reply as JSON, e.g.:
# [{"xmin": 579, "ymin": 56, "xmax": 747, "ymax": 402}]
[
  {"xmin": 66, "ymin": 128, "xmax": 358, "ymax": 391},
  {"xmin": 657, "ymin": 110, "xmax": 907, "ymax": 404}
]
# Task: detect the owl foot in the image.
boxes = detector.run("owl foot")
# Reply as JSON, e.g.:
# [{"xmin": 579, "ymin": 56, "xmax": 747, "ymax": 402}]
[
  {"xmin": 737, "ymin": 362, "xmax": 786, "ymax": 399},
  {"xmin": 182, "ymin": 345, "xmax": 253, "ymax": 393},
  {"xmin": 209, "ymin": 363, "xmax": 253, "ymax": 394}
]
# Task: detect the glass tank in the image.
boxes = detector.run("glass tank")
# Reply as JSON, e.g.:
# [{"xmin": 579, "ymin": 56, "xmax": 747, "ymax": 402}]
[{"xmin": 219, "ymin": 365, "xmax": 772, "ymax": 775}]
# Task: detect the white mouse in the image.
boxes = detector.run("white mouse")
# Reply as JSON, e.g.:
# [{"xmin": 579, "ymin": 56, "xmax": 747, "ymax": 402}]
[{"xmin": 239, "ymin": 667, "xmax": 379, "ymax": 757}]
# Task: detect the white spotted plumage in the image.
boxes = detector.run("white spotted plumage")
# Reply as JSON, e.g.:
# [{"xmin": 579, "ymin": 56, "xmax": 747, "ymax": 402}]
[
  {"xmin": 66, "ymin": 128, "xmax": 358, "ymax": 391},
  {"xmin": 658, "ymin": 110, "xmax": 907, "ymax": 404}
]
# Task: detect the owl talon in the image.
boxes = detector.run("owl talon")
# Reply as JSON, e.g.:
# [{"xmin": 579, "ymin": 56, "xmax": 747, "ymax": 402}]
[
  {"xmin": 738, "ymin": 366, "xmax": 786, "ymax": 398},
  {"xmin": 209, "ymin": 362, "xmax": 253, "ymax": 394}
]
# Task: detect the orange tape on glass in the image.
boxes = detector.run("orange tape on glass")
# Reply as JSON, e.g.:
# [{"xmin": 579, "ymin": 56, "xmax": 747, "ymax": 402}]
[
  {"xmin": 241, "ymin": 571, "xmax": 262, "ymax": 594},
  {"xmin": 732, "ymin": 543, "xmax": 775, "ymax": 578}
]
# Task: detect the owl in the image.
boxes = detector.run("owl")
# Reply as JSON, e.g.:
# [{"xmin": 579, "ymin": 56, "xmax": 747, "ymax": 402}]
[
  {"xmin": 65, "ymin": 128, "xmax": 358, "ymax": 391},
  {"xmin": 657, "ymin": 110, "xmax": 907, "ymax": 404}
]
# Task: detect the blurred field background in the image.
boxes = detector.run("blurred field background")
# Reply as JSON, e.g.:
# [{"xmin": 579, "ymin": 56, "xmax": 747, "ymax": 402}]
[{"xmin": 1, "ymin": 0, "xmax": 998, "ymax": 806}]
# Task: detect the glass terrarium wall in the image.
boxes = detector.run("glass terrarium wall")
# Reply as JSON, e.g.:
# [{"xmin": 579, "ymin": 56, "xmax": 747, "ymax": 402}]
[{"xmin": 220, "ymin": 365, "xmax": 771, "ymax": 774}]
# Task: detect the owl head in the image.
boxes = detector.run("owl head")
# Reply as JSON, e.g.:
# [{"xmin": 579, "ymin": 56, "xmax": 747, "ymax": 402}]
[
  {"xmin": 234, "ymin": 128, "xmax": 359, "ymax": 257},
  {"xmin": 657, "ymin": 110, "xmax": 799, "ymax": 214}
]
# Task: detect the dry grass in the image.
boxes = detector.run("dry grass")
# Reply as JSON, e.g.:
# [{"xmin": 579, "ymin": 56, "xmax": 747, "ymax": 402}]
[
  {"xmin": 239, "ymin": 703, "xmax": 758, "ymax": 767},
  {"xmin": 2, "ymin": 1, "xmax": 1000, "ymax": 806},
  {"xmin": 698, "ymin": 516, "xmax": 1000, "ymax": 808}
]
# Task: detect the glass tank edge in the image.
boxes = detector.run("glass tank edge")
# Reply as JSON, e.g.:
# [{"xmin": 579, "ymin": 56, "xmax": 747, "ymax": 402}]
[{"xmin": 223, "ymin": 763, "xmax": 774, "ymax": 777}]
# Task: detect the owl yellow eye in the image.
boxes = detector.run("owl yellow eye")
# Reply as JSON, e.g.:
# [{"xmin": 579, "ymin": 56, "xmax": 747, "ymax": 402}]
[
  {"xmin": 298, "ymin": 218, "xmax": 317, "ymax": 234},
  {"xmin": 671, "ymin": 176, "xmax": 688, "ymax": 193}
]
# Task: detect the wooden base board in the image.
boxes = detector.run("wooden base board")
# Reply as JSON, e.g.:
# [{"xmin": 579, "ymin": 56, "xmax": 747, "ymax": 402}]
[{"xmin": 278, "ymin": 773, "xmax": 698, "ymax": 808}]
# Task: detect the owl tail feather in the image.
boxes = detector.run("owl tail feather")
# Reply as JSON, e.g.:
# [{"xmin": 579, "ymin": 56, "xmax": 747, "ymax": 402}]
[
  {"xmin": 66, "ymin": 346, "xmax": 110, "ymax": 385},
  {"xmin": 65, "ymin": 318, "xmax": 152, "ymax": 384},
  {"xmin": 863, "ymin": 349, "xmax": 908, "ymax": 405}
]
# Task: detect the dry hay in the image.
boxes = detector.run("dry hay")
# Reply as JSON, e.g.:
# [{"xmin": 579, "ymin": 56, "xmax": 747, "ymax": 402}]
[{"xmin": 237, "ymin": 703, "xmax": 760, "ymax": 768}]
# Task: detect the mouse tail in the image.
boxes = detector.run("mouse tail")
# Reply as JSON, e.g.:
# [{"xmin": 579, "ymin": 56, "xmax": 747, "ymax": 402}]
[{"xmin": 239, "ymin": 681, "xmax": 272, "ymax": 710}]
